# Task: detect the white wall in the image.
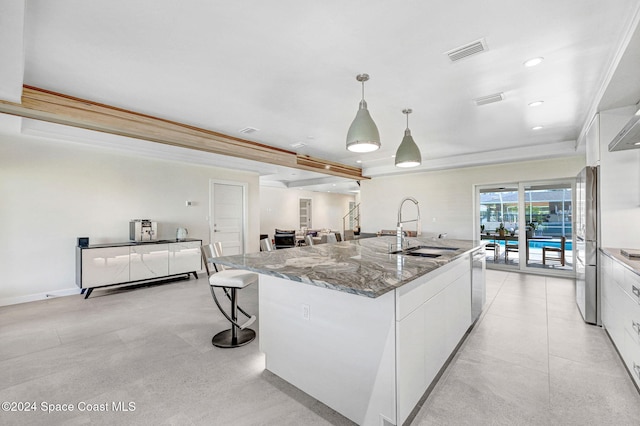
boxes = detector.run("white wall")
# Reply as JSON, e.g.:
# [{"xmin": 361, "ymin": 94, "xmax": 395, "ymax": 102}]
[
  {"xmin": 360, "ymin": 156, "xmax": 586, "ymax": 240},
  {"xmin": 260, "ymin": 186, "xmax": 355, "ymax": 239},
  {"xmin": 598, "ymin": 107, "xmax": 640, "ymax": 248},
  {"xmin": 0, "ymin": 131, "xmax": 260, "ymax": 305}
]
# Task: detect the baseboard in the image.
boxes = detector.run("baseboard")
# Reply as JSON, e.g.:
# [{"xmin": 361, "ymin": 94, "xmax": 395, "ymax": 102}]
[{"xmin": 0, "ymin": 287, "xmax": 80, "ymax": 307}]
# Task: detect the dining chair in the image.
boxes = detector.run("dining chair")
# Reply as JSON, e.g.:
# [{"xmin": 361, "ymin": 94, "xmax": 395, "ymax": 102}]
[
  {"xmin": 543, "ymin": 236, "xmax": 566, "ymax": 266},
  {"xmin": 485, "ymin": 242, "xmax": 501, "ymax": 261},
  {"xmin": 260, "ymin": 238, "xmax": 274, "ymax": 252},
  {"xmin": 201, "ymin": 243, "xmax": 258, "ymax": 348},
  {"xmin": 305, "ymin": 235, "xmax": 314, "ymax": 246},
  {"xmin": 504, "ymin": 241, "xmax": 519, "ymax": 262}
]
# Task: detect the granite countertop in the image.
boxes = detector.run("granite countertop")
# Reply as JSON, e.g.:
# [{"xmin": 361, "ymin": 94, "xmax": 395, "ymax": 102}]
[
  {"xmin": 211, "ymin": 236, "xmax": 482, "ymax": 298},
  {"xmin": 80, "ymin": 238, "xmax": 201, "ymax": 249},
  {"xmin": 601, "ymin": 247, "xmax": 640, "ymax": 276}
]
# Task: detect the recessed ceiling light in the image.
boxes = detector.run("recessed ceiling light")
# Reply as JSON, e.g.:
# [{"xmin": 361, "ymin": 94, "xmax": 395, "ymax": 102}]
[
  {"xmin": 239, "ymin": 127, "xmax": 259, "ymax": 134},
  {"xmin": 356, "ymin": 160, "xmax": 362, "ymax": 163},
  {"xmin": 524, "ymin": 57, "xmax": 544, "ymax": 67},
  {"xmin": 528, "ymin": 101, "xmax": 544, "ymax": 107},
  {"xmin": 532, "ymin": 126, "xmax": 544, "ymax": 130},
  {"xmin": 391, "ymin": 155, "xmax": 396, "ymax": 158},
  {"xmin": 635, "ymin": 142, "xmax": 640, "ymax": 146},
  {"xmin": 290, "ymin": 142, "xmax": 306, "ymax": 148}
]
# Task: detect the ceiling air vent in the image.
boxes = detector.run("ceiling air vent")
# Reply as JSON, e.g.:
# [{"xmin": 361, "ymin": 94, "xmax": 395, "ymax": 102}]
[
  {"xmin": 474, "ymin": 92, "xmax": 504, "ymax": 106},
  {"xmin": 290, "ymin": 142, "xmax": 306, "ymax": 149},
  {"xmin": 239, "ymin": 127, "xmax": 259, "ymax": 134},
  {"xmin": 446, "ymin": 39, "xmax": 488, "ymax": 62}
]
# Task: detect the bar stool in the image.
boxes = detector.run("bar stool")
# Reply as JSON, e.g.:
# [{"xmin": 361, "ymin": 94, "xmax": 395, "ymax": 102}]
[{"xmin": 201, "ymin": 243, "xmax": 258, "ymax": 348}]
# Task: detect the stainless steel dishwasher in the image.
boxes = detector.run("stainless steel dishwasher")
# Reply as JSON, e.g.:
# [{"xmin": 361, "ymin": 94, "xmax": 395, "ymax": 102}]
[{"xmin": 471, "ymin": 247, "xmax": 486, "ymax": 322}]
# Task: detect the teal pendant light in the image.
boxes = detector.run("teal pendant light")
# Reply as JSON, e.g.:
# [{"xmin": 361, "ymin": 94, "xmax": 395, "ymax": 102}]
[
  {"xmin": 346, "ymin": 73, "xmax": 381, "ymax": 153},
  {"xmin": 395, "ymin": 108, "xmax": 422, "ymax": 168}
]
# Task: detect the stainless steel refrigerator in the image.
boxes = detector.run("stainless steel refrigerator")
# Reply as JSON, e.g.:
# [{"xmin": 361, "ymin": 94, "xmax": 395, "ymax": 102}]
[{"xmin": 575, "ymin": 166, "xmax": 600, "ymax": 325}]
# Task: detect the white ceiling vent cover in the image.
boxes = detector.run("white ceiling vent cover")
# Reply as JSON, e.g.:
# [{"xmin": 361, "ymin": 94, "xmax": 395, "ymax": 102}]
[
  {"xmin": 446, "ymin": 39, "xmax": 488, "ymax": 62},
  {"xmin": 239, "ymin": 127, "xmax": 259, "ymax": 134},
  {"xmin": 474, "ymin": 92, "xmax": 504, "ymax": 106}
]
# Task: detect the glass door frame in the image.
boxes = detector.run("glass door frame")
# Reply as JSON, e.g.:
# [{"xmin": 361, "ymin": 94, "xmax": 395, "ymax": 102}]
[
  {"xmin": 475, "ymin": 177, "xmax": 576, "ymax": 277},
  {"xmin": 476, "ymin": 183, "xmax": 520, "ymax": 271}
]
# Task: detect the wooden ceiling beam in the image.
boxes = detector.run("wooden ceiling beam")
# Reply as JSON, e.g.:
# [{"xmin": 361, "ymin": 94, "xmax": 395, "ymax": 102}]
[{"xmin": 0, "ymin": 85, "xmax": 369, "ymax": 181}]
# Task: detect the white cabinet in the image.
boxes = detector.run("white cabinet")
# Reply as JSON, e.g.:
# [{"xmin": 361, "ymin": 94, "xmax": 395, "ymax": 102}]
[
  {"xmin": 80, "ymin": 246, "xmax": 130, "ymax": 287},
  {"xmin": 395, "ymin": 254, "xmax": 472, "ymax": 424},
  {"xmin": 76, "ymin": 239, "xmax": 202, "ymax": 297},
  {"xmin": 600, "ymin": 249, "xmax": 640, "ymax": 388},
  {"xmin": 169, "ymin": 241, "xmax": 202, "ymax": 274},
  {"xmin": 130, "ymin": 244, "xmax": 169, "ymax": 281}
]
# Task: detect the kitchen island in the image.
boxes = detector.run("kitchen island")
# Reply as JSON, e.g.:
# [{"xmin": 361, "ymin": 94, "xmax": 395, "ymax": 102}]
[{"xmin": 211, "ymin": 236, "xmax": 484, "ymax": 426}]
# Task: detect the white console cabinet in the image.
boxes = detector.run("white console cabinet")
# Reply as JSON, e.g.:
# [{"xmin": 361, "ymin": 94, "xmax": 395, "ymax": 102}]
[
  {"xmin": 169, "ymin": 241, "xmax": 202, "ymax": 275},
  {"xmin": 600, "ymin": 249, "xmax": 640, "ymax": 389},
  {"xmin": 130, "ymin": 244, "xmax": 169, "ymax": 281},
  {"xmin": 80, "ymin": 246, "xmax": 131, "ymax": 288},
  {"xmin": 76, "ymin": 239, "xmax": 202, "ymax": 298}
]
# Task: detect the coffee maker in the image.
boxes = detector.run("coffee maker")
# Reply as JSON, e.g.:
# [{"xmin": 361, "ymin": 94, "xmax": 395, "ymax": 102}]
[{"xmin": 129, "ymin": 219, "xmax": 157, "ymax": 241}]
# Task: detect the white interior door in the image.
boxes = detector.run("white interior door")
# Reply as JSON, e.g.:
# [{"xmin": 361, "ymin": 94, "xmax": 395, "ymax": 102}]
[
  {"xmin": 299, "ymin": 198, "xmax": 312, "ymax": 229},
  {"xmin": 211, "ymin": 181, "xmax": 245, "ymax": 255}
]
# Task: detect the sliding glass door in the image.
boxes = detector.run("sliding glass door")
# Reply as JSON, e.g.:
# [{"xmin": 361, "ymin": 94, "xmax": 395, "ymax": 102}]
[
  {"xmin": 524, "ymin": 184, "xmax": 573, "ymax": 271},
  {"xmin": 479, "ymin": 186, "xmax": 520, "ymax": 270},
  {"xmin": 477, "ymin": 179, "xmax": 574, "ymax": 276}
]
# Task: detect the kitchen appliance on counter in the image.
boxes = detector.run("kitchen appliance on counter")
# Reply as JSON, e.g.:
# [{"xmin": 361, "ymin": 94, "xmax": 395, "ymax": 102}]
[
  {"xmin": 129, "ymin": 219, "xmax": 157, "ymax": 241},
  {"xmin": 576, "ymin": 166, "xmax": 600, "ymax": 325},
  {"xmin": 176, "ymin": 227, "xmax": 188, "ymax": 240}
]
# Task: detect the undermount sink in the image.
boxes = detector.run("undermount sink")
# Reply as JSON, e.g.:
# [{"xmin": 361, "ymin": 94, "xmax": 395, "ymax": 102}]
[{"xmin": 392, "ymin": 245, "xmax": 460, "ymax": 258}]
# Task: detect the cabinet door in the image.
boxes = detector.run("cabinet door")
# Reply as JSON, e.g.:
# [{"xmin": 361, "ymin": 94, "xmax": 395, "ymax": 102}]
[
  {"xmin": 600, "ymin": 253, "xmax": 613, "ymax": 329},
  {"xmin": 81, "ymin": 247, "xmax": 130, "ymax": 288},
  {"xmin": 397, "ymin": 287, "xmax": 448, "ymax": 424},
  {"xmin": 129, "ymin": 244, "xmax": 169, "ymax": 281},
  {"xmin": 446, "ymin": 270, "xmax": 472, "ymax": 352},
  {"xmin": 169, "ymin": 241, "xmax": 202, "ymax": 274},
  {"xmin": 396, "ymin": 255, "xmax": 472, "ymax": 425}
]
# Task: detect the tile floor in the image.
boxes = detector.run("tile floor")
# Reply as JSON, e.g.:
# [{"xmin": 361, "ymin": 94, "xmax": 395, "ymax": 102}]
[{"xmin": 1, "ymin": 270, "xmax": 639, "ymax": 425}]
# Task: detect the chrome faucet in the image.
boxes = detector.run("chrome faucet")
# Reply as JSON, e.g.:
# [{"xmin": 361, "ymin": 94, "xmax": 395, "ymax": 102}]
[{"xmin": 396, "ymin": 196, "xmax": 421, "ymax": 251}]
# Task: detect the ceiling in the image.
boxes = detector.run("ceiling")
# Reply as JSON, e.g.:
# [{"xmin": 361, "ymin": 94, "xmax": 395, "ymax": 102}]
[{"xmin": 2, "ymin": 1, "xmax": 640, "ymax": 193}]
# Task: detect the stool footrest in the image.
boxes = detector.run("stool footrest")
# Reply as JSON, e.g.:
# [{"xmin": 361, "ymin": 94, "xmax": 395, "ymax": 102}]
[{"xmin": 240, "ymin": 315, "xmax": 256, "ymax": 330}]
